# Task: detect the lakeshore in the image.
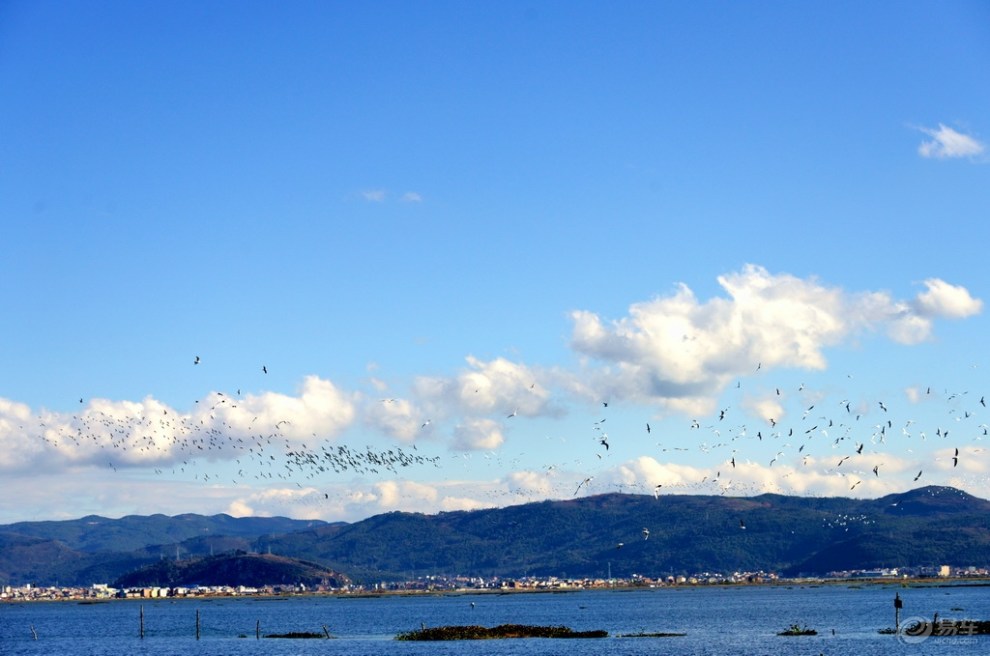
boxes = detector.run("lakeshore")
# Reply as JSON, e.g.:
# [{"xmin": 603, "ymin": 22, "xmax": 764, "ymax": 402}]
[
  {"xmin": 5, "ymin": 575, "xmax": 990, "ymax": 604},
  {"xmin": 3, "ymin": 582, "xmax": 988, "ymax": 656}
]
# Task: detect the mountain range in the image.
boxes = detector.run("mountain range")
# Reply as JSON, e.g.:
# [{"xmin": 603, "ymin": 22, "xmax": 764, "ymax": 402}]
[{"xmin": 2, "ymin": 486, "xmax": 988, "ymax": 587}]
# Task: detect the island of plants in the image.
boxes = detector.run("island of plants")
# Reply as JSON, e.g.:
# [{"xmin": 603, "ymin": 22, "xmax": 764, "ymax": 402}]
[
  {"xmin": 396, "ymin": 624, "xmax": 607, "ymax": 640},
  {"xmin": 777, "ymin": 624, "xmax": 817, "ymax": 636},
  {"xmin": 264, "ymin": 631, "xmax": 324, "ymax": 639}
]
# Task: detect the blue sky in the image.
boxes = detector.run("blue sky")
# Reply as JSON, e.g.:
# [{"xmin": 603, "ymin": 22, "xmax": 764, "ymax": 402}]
[{"xmin": 1, "ymin": 1, "xmax": 988, "ymax": 524}]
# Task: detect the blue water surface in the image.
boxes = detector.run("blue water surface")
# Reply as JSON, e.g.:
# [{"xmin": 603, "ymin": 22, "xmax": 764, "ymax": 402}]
[{"xmin": 2, "ymin": 583, "xmax": 988, "ymax": 655}]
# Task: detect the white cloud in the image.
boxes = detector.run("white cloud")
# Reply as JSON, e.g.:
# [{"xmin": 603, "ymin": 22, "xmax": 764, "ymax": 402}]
[
  {"xmin": 412, "ymin": 356, "xmax": 558, "ymax": 422},
  {"xmin": 364, "ymin": 397, "xmax": 425, "ymax": 442},
  {"xmin": 0, "ymin": 376, "xmax": 356, "ymax": 474},
  {"xmin": 400, "ymin": 191, "xmax": 423, "ymax": 203},
  {"xmin": 913, "ymin": 278, "xmax": 983, "ymax": 319},
  {"xmin": 217, "ymin": 376, "xmax": 356, "ymax": 442},
  {"xmin": 917, "ymin": 123, "xmax": 985, "ymax": 159},
  {"xmin": 742, "ymin": 395, "xmax": 786, "ymax": 425},
  {"xmin": 452, "ymin": 418, "xmax": 505, "ymax": 451},
  {"xmin": 361, "ymin": 189, "xmax": 387, "ymax": 202},
  {"xmin": 569, "ymin": 265, "xmax": 982, "ymax": 405}
]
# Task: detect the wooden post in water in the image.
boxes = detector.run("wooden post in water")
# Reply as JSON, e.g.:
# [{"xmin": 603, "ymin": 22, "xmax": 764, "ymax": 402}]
[
  {"xmin": 196, "ymin": 609, "xmax": 200, "ymax": 640},
  {"xmin": 140, "ymin": 605, "xmax": 145, "ymax": 639},
  {"xmin": 256, "ymin": 620, "xmax": 260, "ymax": 640},
  {"xmin": 894, "ymin": 593, "xmax": 903, "ymax": 632},
  {"xmin": 322, "ymin": 625, "xmax": 331, "ymax": 639}
]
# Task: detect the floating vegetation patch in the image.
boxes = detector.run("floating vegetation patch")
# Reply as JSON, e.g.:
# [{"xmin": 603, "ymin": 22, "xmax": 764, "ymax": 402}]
[
  {"xmin": 396, "ymin": 624, "xmax": 608, "ymax": 640},
  {"xmin": 777, "ymin": 624, "xmax": 817, "ymax": 636},
  {"xmin": 264, "ymin": 632, "xmax": 324, "ymax": 639}
]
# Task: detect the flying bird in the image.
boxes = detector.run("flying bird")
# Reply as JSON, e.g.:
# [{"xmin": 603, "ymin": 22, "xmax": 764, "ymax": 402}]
[
  {"xmin": 914, "ymin": 470, "xmax": 923, "ymax": 481},
  {"xmin": 642, "ymin": 528, "xmax": 650, "ymax": 540},
  {"xmin": 194, "ymin": 356, "xmax": 200, "ymax": 365},
  {"xmin": 262, "ymin": 365, "xmax": 268, "ymax": 374}
]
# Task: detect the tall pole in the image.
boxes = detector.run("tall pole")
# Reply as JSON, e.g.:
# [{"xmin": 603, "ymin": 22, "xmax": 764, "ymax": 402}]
[
  {"xmin": 894, "ymin": 593, "xmax": 903, "ymax": 632},
  {"xmin": 140, "ymin": 605, "xmax": 144, "ymax": 639}
]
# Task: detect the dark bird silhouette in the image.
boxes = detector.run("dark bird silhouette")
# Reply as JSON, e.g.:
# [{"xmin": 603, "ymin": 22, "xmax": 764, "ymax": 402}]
[
  {"xmin": 914, "ymin": 470, "xmax": 923, "ymax": 481},
  {"xmin": 194, "ymin": 356, "xmax": 200, "ymax": 365},
  {"xmin": 262, "ymin": 365, "xmax": 268, "ymax": 374},
  {"xmin": 739, "ymin": 519, "xmax": 746, "ymax": 530}
]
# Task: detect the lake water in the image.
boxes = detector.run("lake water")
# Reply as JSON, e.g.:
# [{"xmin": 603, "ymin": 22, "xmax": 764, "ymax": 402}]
[{"xmin": 2, "ymin": 583, "xmax": 989, "ymax": 655}]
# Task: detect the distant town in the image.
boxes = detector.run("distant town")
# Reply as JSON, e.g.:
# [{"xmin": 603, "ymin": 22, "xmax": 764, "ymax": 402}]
[{"xmin": 4, "ymin": 564, "xmax": 990, "ymax": 602}]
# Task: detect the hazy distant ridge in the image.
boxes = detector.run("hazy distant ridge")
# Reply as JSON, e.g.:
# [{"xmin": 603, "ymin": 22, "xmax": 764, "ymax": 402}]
[{"xmin": 2, "ymin": 486, "xmax": 989, "ymax": 586}]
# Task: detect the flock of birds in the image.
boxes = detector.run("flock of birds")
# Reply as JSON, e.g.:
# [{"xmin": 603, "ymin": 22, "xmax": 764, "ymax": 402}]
[
  {"xmin": 32, "ymin": 358, "xmax": 440, "ymax": 494},
  {"xmin": 21, "ymin": 355, "xmax": 990, "ymax": 530}
]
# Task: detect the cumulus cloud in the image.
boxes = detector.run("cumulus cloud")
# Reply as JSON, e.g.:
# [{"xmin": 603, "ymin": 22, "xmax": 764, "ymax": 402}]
[
  {"xmin": 913, "ymin": 278, "xmax": 983, "ymax": 319},
  {"xmin": 0, "ymin": 376, "xmax": 356, "ymax": 474},
  {"xmin": 452, "ymin": 418, "xmax": 505, "ymax": 451},
  {"xmin": 400, "ymin": 191, "xmax": 423, "ymax": 202},
  {"xmin": 916, "ymin": 123, "xmax": 985, "ymax": 159},
  {"xmin": 569, "ymin": 265, "xmax": 982, "ymax": 406},
  {"xmin": 742, "ymin": 395, "xmax": 785, "ymax": 425},
  {"xmin": 216, "ymin": 376, "xmax": 356, "ymax": 441},
  {"xmin": 364, "ymin": 397, "xmax": 426, "ymax": 442},
  {"xmin": 413, "ymin": 356, "xmax": 558, "ymax": 422}
]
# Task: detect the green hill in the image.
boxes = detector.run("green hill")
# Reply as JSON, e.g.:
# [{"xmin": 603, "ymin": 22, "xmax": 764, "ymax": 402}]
[
  {"xmin": 3, "ymin": 486, "xmax": 989, "ymax": 586},
  {"xmin": 113, "ymin": 551, "xmax": 349, "ymax": 588}
]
